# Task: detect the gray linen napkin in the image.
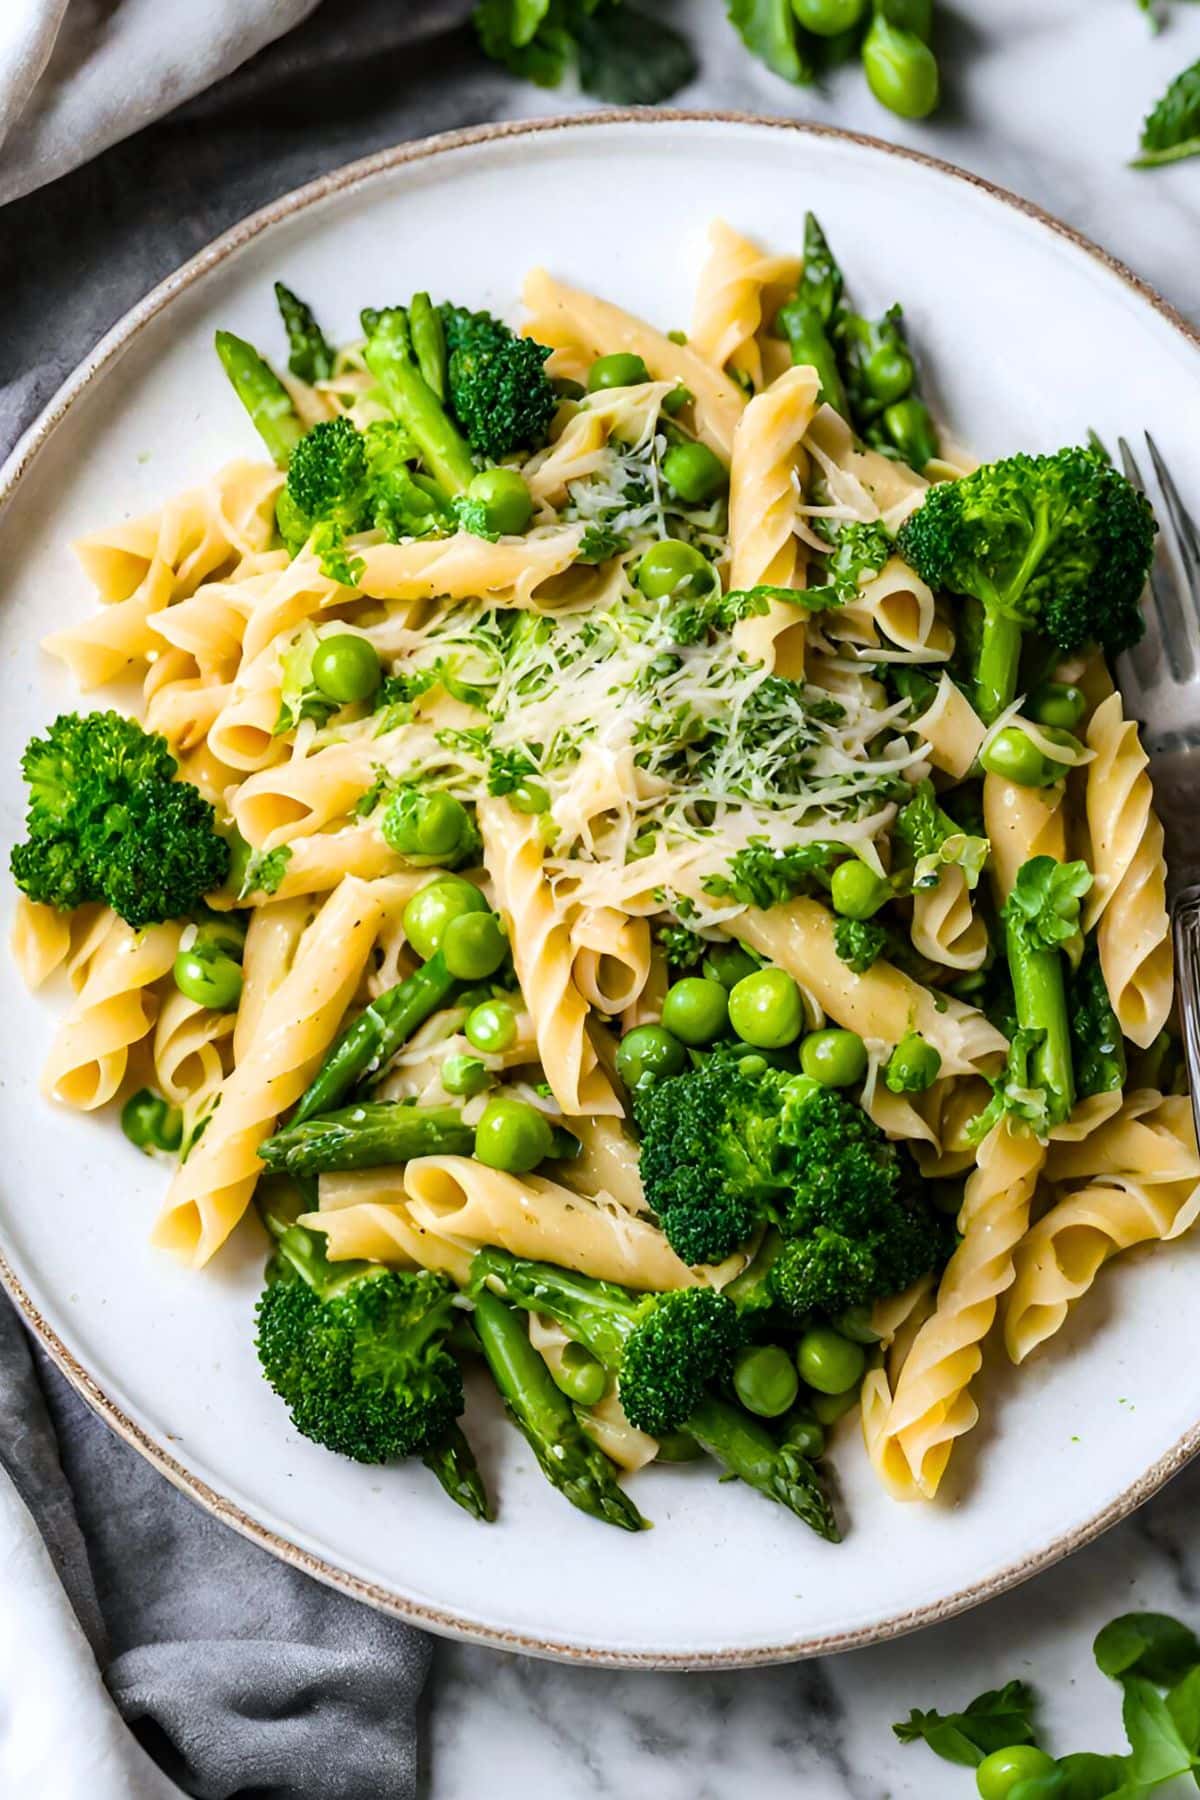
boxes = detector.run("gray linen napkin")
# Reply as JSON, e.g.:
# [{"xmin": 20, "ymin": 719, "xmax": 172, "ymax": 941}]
[{"xmin": 0, "ymin": 2, "xmax": 515, "ymax": 1793}]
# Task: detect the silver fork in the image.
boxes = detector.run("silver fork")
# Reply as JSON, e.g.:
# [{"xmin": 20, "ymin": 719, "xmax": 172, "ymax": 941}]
[{"xmin": 1116, "ymin": 434, "xmax": 1200, "ymax": 1103}]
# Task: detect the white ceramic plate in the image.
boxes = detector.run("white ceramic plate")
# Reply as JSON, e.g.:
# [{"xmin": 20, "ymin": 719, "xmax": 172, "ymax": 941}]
[{"xmin": 3, "ymin": 114, "xmax": 1199, "ymax": 1669}]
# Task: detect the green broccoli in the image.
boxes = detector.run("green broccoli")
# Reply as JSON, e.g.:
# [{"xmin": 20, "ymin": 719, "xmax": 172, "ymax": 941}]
[
  {"xmin": 254, "ymin": 1202, "xmax": 487, "ymax": 1517},
  {"xmin": 633, "ymin": 1051, "xmax": 795, "ymax": 1266},
  {"xmin": 275, "ymin": 416, "xmax": 449, "ymax": 580},
  {"xmin": 471, "ymin": 1249, "xmax": 743, "ymax": 1436},
  {"xmin": 10, "ymin": 711, "xmax": 230, "ymax": 927},
  {"xmin": 440, "ymin": 304, "xmax": 556, "ymax": 461},
  {"xmin": 897, "ymin": 447, "xmax": 1156, "ymax": 722},
  {"xmin": 766, "ymin": 1081, "xmax": 947, "ymax": 1318}
]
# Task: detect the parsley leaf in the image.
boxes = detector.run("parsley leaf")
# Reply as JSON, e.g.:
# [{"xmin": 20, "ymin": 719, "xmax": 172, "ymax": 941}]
[
  {"xmin": 237, "ymin": 844, "xmax": 292, "ymax": 901},
  {"xmin": 833, "ymin": 916, "xmax": 887, "ymax": 974},
  {"xmin": 703, "ymin": 840, "xmax": 841, "ymax": 909}
]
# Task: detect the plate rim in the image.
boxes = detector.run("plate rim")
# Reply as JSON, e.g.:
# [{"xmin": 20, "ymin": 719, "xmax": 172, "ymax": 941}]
[{"xmin": 3, "ymin": 108, "xmax": 1198, "ymax": 1670}]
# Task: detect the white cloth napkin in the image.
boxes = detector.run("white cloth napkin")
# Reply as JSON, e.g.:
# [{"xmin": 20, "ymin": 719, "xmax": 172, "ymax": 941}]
[
  {"xmin": 0, "ymin": 0, "xmax": 321, "ymax": 206},
  {"xmin": 0, "ymin": 1477, "xmax": 182, "ymax": 1799}
]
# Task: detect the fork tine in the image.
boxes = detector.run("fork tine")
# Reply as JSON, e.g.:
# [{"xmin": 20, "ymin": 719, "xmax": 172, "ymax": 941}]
[
  {"xmin": 1119, "ymin": 435, "xmax": 1193, "ymax": 683},
  {"xmin": 1146, "ymin": 432, "xmax": 1200, "ymax": 591}
]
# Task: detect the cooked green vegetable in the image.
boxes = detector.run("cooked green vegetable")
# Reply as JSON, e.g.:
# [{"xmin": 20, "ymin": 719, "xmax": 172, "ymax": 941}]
[
  {"xmin": 258, "ymin": 1101, "xmax": 474, "ymax": 1176},
  {"xmin": 10, "ymin": 711, "xmax": 230, "ymax": 927},
  {"xmin": 897, "ymin": 446, "xmax": 1156, "ymax": 723}
]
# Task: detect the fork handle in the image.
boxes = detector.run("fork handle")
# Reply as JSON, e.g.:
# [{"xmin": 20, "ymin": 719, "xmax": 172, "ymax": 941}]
[{"xmin": 1173, "ymin": 885, "xmax": 1200, "ymax": 1147}]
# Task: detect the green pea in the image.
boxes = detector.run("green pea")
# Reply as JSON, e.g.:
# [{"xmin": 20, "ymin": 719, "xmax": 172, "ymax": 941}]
[
  {"xmin": 661, "ymin": 976, "xmax": 729, "ymax": 1047},
  {"xmin": 798, "ymin": 1327, "xmax": 867, "ymax": 1396},
  {"xmin": 442, "ymin": 1053, "xmax": 489, "ymax": 1098},
  {"xmin": 661, "ymin": 440, "xmax": 729, "ymax": 504},
  {"xmin": 836, "ymin": 1305, "xmax": 883, "ymax": 1345},
  {"xmin": 120, "ymin": 1088, "xmax": 183, "ymax": 1154},
  {"xmin": 733, "ymin": 1344, "xmax": 800, "ymax": 1419},
  {"xmin": 728, "ymin": 968, "xmax": 805, "ymax": 1049},
  {"xmin": 882, "ymin": 395, "xmax": 939, "ymax": 468},
  {"xmin": 877, "ymin": 0, "xmax": 933, "ymax": 38},
  {"xmin": 382, "ymin": 789, "xmax": 475, "ymax": 863},
  {"xmin": 661, "ymin": 383, "xmax": 693, "ymax": 417},
  {"xmin": 979, "ymin": 725, "xmax": 1065, "ymax": 789},
  {"xmin": 508, "ymin": 779, "xmax": 549, "ymax": 815},
  {"xmin": 615, "ymin": 1023, "xmax": 687, "ymax": 1091},
  {"xmin": 799, "ymin": 1028, "xmax": 868, "ymax": 1088},
  {"xmin": 811, "ymin": 1386, "xmax": 860, "ymax": 1426},
  {"xmin": 830, "ymin": 859, "xmax": 890, "ymax": 921},
  {"xmin": 173, "ymin": 944, "xmax": 243, "ymax": 1011},
  {"xmin": 465, "ymin": 466, "xmax": 534, "ymax": 536},
  {"xmin": 402, "ymin": 877, "xmax": 487, "ymax": 960},
  {"xmin": 701, "ymin": 942, "xmax": 759, "ymax": 990},
  {"xmin": 588, "ymin": 352, "xmax": 649, "ymax": 392},
  {"xmin": 654, "ymin": 1430, "xmax": 704, "ymax": 1463},
  {"xmin": 474, "ymin": 1095, "xmax": 554, "ymax": 1173},
  {"xmin": 885, "ymin": 1030, "xmax": 942, "ymax": 1094},
  {"xmin": 1027, "ymin": 681, "xmax": 1086, "ymax": 731},
  {"xmin": 635, "ymin": 539, "xmax": 715, "ymax": 602},
  {"xmin": 442, "ymin": 910, "xmax": 507, "ymax": 981},
  {"xmin": 863, "ymin": 341, "xmax": 914, "ymax": 406},
  {"xmin": 551, "ymin": 1341, "xmax": 609, "ymax": 1407},
  {"xmin": 464, "ymin": 998, "xmax": 518, "ymax": 1055},
  {"xmin": 862, "ymin": 15, "xmax": 940, "ymax": 121},
  {"xmin": 779, "ymin": 1410, "xmax": 826, "ymax": 1459},
  {"xmin": 975, "ymin": 1746, "xmax": 1057, "ymax": 1800},
  {"xmin": 310, "ymin": 633, "xmax": 381, "ymax": 703},
  {"xmin": 792, "ymin": 0, "xmax": 866, "ymax": 33}
]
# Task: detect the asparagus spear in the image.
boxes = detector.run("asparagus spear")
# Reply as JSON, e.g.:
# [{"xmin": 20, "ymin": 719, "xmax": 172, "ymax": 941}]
[
  {"xmin": 274, "ymin": 282, "xmax": 335, "ymax": 384},
  {"xmin": 687, "ymin": 1396, "xmax": 840, "ymax": 1542},
  {"xmin": 290, "ymin": 951, "xmax": 458, "ymax": 1127},
  {"xmin": 775, "ymin": 213, "xmax": 850, "ymax": 418},
  {"xmin": 362, "ymin": 307, "xmax": 477, "ymax": 496},
  {"xmin": 259, "ymin": 1101, "xmax": 474, "ymax": 1177},
  {"xmin": 214, "ymin": 330, "xmax": 305, "ymax": 467},
  {"xmin": 423, "ymin": 1421, "xmax": 493, "ymax": 1522},
  {"xmin": 408, "ymin": 292, "xmax": 448, "ymax": 400},
  {"xmin": 471, "ymin": 1289, "xmax": 647, "ymax": 1533}
]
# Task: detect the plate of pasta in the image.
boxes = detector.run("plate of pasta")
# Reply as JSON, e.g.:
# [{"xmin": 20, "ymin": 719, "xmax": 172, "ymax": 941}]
[{"xmin": 3, "ymin": 113, "xmax": 1200, "ymax": 1665}]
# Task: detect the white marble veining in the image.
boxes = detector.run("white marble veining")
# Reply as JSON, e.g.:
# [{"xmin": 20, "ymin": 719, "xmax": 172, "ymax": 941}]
[{"xmin": 427, "ymin": 2, "xmax": 1200, "ymax": 1793}]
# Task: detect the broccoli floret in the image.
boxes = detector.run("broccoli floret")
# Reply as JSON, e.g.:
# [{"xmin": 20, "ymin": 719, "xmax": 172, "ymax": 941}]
[
  {"xmin": 897, "ymin": 446, "xmax": 1156, "ymax": 722},
  {"xmin": 441, "ymin": 305, "xmax": 556, "ymax": 461},
  {"xmin": 767, "ymin": 1084, "xmax": 946, "ymax": 1319},
  {"xmin": 11, "ymin": 711, "xmax": 230, "ymax": 926},
  {"xmin": 633, "ymin": 1051, "xmax": 795, "ymax": 1265},
  {"xmin": 255, "ymin": 1215, "xmax": 463, "ymax": 1463},
  {"xmin": 471, "ymin": 1250, "xmax": 742, "ymax": 1437},
  {"xmin": 277, "ymin": 416, "xmax": 449, "ymax": 578}
]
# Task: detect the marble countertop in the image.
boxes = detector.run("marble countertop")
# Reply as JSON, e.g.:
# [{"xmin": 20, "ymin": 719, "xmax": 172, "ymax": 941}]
[{"xmin": 427, "ymin": 2, "xmax": 1200, "ymax": 1794}]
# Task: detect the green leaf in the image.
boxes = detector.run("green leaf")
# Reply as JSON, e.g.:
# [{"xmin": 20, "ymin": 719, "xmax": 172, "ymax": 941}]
[
  {"xmin": 473, "ymin": 0, "xmax": 574, "ymax": 84},
  {"xmin": 237, "ymin": 844, "xmax": 292, "ymax": 901},
  {"xmin": 833, "ymin": 915, "xmax": 887, "ymax": 974},
  {"xmin": 726, "ymin": 0, "xmax": 813, "ymax": 83},
  {"xmin": 966, "ymin": 1027, "xmax": 1052, "ymax": 1143},
  {"xmin": 572, "ymin": 1, "xmax": 697, "ymax": 103},
  {"xmin": 1095, "ymin": 1614, "xmax": 1200, "ymax": 1688},
  {"xmin": 1122, "ymin": 1676, "xmax": 1196, "ymax": 1786},
  {"xmin": 892, "ymin": 1679, "xmax": 1038, "ymax": 1767},
  {"xmin": 1002, "ymin": 856, "xmax": 1093, "ymax": 952},
  {"xmin": 1167, "ymin": 1665, "xmax": 1200, "ymax": 1755},
  {"xmin": 1008, "ymin": 1754, "xmax": 1132, "ymax": 1799},
  {"xmin": 1135, "ymin": 59, "xmax": 1200, "ymax": 168},
  {"xmin": 274, "ymin": 627, "xmax": 339, "ymax": 736}
]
